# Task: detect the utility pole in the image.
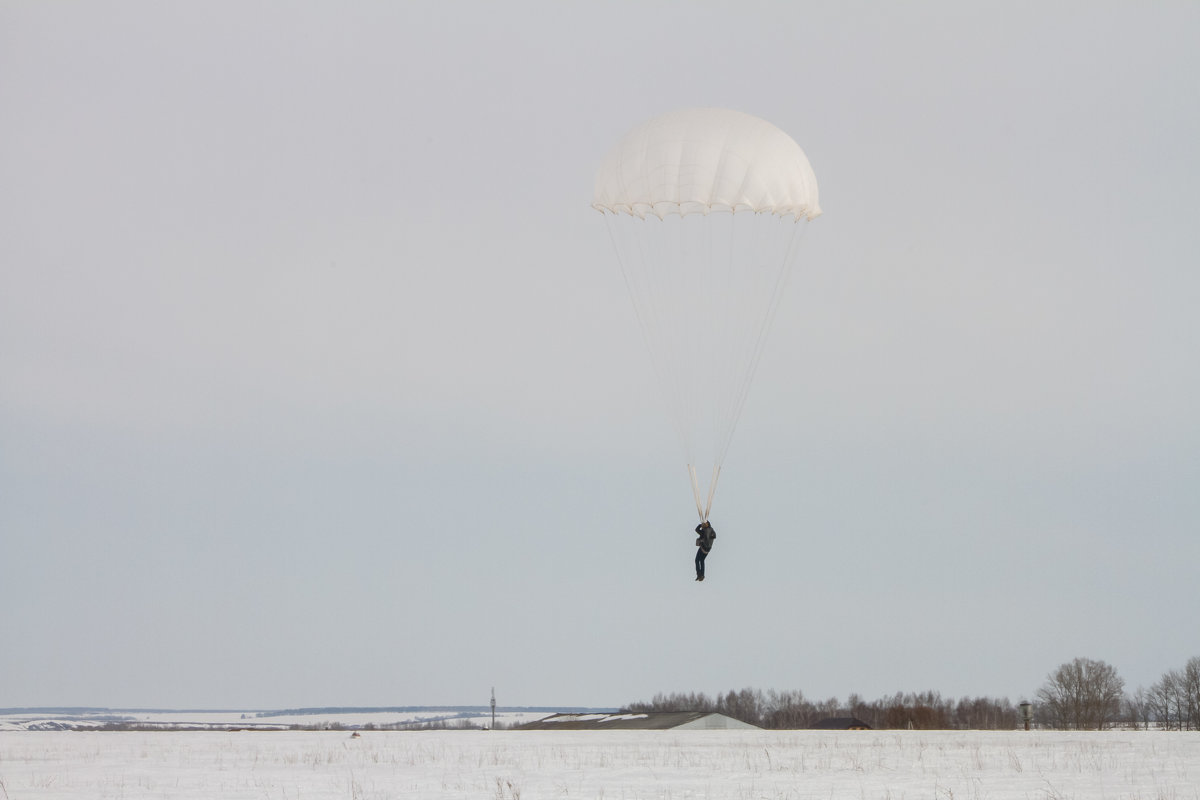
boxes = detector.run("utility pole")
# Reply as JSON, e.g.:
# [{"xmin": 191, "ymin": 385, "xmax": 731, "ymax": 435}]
[{"xmin": 491, "ymin": 687, "xmax": 496, "ymax": 730}]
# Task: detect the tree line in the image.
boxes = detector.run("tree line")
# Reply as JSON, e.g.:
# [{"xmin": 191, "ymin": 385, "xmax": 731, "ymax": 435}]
[
  {"xmin": 621, "ymin": 655, "xmax": 1200, "ymax": 731},
  {"xmin": 1127, "ymin": 655, "xmax": 1200, "ymax": 731},
  {"xmin": 621, "ymin": 688, "xmax": 1020, "ymax": 730}
]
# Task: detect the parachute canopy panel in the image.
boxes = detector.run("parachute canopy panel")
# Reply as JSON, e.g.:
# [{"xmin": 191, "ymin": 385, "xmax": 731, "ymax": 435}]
[{"xmin": 593, "ymin": 108, "xmax": 821, "ymax": 221}]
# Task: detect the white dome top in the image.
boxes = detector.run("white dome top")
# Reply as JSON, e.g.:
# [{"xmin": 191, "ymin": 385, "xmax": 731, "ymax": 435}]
[{"xmin": 593, "ymin": 108, "xmax": 821, "ymax": 220}]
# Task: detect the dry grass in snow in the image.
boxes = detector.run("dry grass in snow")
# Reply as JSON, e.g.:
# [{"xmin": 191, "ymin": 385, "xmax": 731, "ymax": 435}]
[{"xmin": 1, "ymin": 728, "xmax": 1198, "ymax": 799}]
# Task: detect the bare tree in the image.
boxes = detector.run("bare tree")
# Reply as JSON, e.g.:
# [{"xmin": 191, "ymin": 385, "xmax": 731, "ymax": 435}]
[
  {"xmin": 848, "ymin": 693, "xmax": 881, "ymax": 729},
  {"xmin": 762, "ymin": 689, "xmax": 816, "ymax": 729},
  {"xmin": 1182, "ymin": 657, "xmax": 1200, "ymax": 731},
  {"xmin": 1125, "ymin": 687, "xmax": 1152, "ymax": 730},
  {"xmin": 716, "ymin": 688, "xmax": 765, "ymax": 726},
  {"xmin": 955, "ymin": 696, "xmax": 1019, "ymax": 730},
  {"xmin": 1147, "ymin": 671, "xmax": 1179, "ymax": 729},
  {"xmin": 1036, "ymin": 657, "xmax": 1125, "ymax": 730},
  {"xmin": 1150, "ymin": 656, "xmax": 1200, "ymax": 730}
]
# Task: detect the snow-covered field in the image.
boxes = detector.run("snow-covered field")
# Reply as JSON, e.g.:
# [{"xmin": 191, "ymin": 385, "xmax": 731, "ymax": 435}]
[{"xmin": 1, "ymin": 729, "xmax": 1197, "ymax": 799}]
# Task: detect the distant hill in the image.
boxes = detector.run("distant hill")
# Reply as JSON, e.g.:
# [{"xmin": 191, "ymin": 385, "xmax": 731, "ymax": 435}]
[
  {"xmin": 254, "ymin": 705, "xmax": 604, "ymax": 717},
  {"xmin": 0, "ymin": 706, "xmax": 619, "ymax": 732}
]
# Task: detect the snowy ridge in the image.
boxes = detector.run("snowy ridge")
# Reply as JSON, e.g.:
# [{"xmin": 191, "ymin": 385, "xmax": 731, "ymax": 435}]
[{"xmin": 542, "ymin": 713, "xmax": 648, "ymax": 724}]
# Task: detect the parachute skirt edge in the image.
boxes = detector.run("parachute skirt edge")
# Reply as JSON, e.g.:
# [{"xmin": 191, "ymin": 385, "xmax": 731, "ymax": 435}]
[{"xmin": 592, "ymin": 202, "xmax": 820, "ymax": 222}]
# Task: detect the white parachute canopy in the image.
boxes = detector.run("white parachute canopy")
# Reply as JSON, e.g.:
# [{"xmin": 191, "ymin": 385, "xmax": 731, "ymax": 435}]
[{"xmin": 594, "ymin": 108, "xmax": 821, "ymax": 521}]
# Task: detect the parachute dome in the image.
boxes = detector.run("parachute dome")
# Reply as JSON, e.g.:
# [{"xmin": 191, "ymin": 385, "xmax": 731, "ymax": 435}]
[
  {"xmin": 593, "ymin": 108, "xmax": 821, "ymax": 221},
  {"xmin": 593, "ymin": 108, "xmax": 821, "ymax": 520}
]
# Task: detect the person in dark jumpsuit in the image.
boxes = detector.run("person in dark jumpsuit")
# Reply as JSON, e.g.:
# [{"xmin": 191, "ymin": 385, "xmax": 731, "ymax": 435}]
[{"xmin": 694, "ymin": 520, "xmax": 716, "ymax": 581}]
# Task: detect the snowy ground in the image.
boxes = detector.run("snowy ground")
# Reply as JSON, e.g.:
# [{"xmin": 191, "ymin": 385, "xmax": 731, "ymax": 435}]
[{"xmin": 1, "ymin": 729, "xmax": 1197, "ymax": 799}]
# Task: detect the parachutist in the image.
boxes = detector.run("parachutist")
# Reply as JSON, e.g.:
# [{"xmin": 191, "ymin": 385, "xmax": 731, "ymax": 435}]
[{"xmin": 694, "ymin": 520, "xmax": 716, "ymax": 581}]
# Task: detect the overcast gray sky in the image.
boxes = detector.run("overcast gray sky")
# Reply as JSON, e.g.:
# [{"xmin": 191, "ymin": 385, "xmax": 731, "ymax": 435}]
[{"xmin": 3, "ymin": 1, "xmax": 1198, "ymax": 711}]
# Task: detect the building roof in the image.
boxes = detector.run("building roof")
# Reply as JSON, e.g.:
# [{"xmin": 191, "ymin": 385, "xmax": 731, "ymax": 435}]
[
  {"xmin": 518, "ymin": 711, "xmax": 759, "ymax": 731},
  {"xmin": 809, "ymin": 717, "xmax": 873, "ymax": 730}
]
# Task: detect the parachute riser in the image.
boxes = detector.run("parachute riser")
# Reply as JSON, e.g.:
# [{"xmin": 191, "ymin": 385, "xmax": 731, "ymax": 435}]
[{"xmin": 688, "ymin": 463, "xmax": 721, "ymax": 523}]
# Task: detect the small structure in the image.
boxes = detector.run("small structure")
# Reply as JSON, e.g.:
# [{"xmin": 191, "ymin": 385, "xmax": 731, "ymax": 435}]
[
  {"xmin": 809, "ymin": 717, "xmax": 873, "ymax": 730},
  {"xmin": 519, "ymin": 711, "xmax": 758, "ymax": 731},
  {"xmin": 1019, "ymin": 702, "xmax": 1033, "ymax": 731}
]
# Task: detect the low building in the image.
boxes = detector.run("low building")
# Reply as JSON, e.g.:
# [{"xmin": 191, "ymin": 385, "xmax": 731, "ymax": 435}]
[
  {"xmin": 519, "ymin": 711, "xmax": 759, "ymax": 730},
  {"xmin": 809, "ymin": 717, "xmax": 873, "ymax": 730}
]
